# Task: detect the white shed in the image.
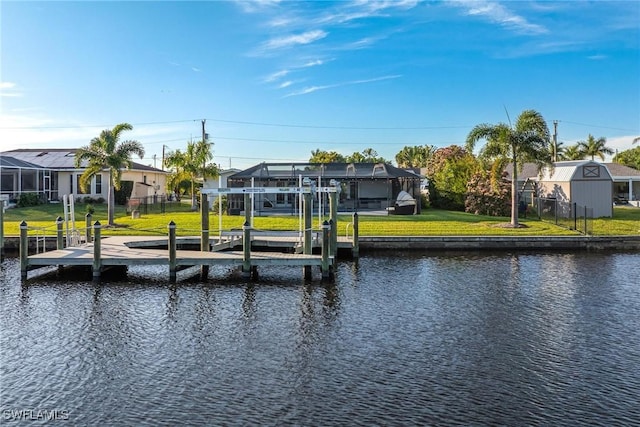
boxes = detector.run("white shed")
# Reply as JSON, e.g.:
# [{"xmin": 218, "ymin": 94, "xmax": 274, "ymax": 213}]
[{"xmin": 537, "ymin": 161, "xmax": 613, "ymax": 217}]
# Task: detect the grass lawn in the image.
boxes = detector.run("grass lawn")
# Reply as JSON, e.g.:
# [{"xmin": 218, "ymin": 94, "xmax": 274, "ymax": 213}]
[{"xmin": 3, "ymin": 201, "xmax": 638, "ymax": 237}]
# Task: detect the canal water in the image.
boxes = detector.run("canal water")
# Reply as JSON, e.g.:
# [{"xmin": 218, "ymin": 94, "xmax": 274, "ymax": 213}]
[{"xmin": 1, "ymin": 251, "xmax": 639, "ymax": 426}]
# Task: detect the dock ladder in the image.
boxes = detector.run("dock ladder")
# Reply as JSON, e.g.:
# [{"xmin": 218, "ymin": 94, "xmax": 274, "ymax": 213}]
[{"xmin": 62, "ymin": 194, "xmax": 81, "ymax": 247}]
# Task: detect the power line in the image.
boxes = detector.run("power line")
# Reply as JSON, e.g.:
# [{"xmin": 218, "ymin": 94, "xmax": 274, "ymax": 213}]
[{"xmin": 560, "ymin": 120, "xmax": 639, "ymax": 133}]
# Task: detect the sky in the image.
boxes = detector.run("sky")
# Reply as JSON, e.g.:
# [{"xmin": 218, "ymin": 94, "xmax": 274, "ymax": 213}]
[{"xmin": 1, "ymin": 0, "xmax": 639, "ymax": 171}]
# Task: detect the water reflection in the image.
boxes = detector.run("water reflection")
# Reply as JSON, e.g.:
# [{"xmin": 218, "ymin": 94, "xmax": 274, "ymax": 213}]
[{"xmin": 1, "ymin": 252, "xmax": 639, "ymax": 425}]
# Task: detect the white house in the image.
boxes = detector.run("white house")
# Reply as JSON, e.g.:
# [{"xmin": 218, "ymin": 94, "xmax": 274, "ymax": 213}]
[{"xmin": 0, "ymin": 148, "xmax": 168, "ymax": 203}]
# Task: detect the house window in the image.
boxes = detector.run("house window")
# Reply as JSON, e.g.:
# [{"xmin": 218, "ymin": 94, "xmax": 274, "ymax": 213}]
[
  {"xmin": 583, "ymin": 166, "xmax": 600, "ymax": 178},
  {"xmin": 95, "ymin": 174, "xmax": 102, "ymax": 194}
]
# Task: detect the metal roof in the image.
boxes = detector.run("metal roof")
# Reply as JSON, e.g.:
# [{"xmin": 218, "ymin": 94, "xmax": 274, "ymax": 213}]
[
  {"xmin": 0, "ymin": 148, "xmax": 166, "ymax": 173},
  {"xmin": 507, "ymin": 161, "xmax": 638, "ymax": 181},
  {"xmin": 229, "ymin": 162, "xmax": 421, "ymax": 180}
]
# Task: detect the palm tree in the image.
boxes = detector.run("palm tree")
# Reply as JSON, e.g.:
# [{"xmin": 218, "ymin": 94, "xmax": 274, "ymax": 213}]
[
  {"xmin": 395, "ymin": 145, "xmax": 436, "ymax": 168},
  {"xmin": 633, "ymin": 137, "xmax": 639, "ymax": 144},
  {"xmin": 466, "ymin": 109, "xmax": 550, "ymax": 227},
  {"xmin": 164, "ymin": 149, "xmax": 190, "ymax": 201},
  {"xmin": 166, "ymin": 140, "xmax": 217, "ymax": 210},
  {"xmin": 563, "ymin": 144, "xmax": 584, "ymax": 160},
  {"xmin": 75, "ymin": 123, "xmax": 144, "ymax": 226},
  {"xmin": 577, "ymin": 134, "xmax": 613, "ymax": 161}
]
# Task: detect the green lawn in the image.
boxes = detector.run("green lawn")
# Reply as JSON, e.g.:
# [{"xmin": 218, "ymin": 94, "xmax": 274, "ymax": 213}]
[{"xmin": 4, "ymin": 202, "xmax": 639, "ymax": 237}]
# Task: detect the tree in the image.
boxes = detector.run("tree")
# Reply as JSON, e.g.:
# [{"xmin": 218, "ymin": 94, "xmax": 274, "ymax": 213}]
[
  {"xmin": 633, "ymin": 137, "xmax": 639, "ymax": 144},
  {"xmin": 165, "ymin": 140, "xmax": 218, "ymax": 210},
  {"xmin": 345, "ymin": 148, "xmax": 387, "ymax": 163},
  {"xmin": 613, "ymin": 146, "xmax": 640, "ymax": 170},
  {"xmin": 309, "ymin": 149, "xmax": 346, "ymax": 163},
  {"xmin": 164, "ymin": 149, "xmax": 190, "ymax": 201},
  {"xmin": 425, "ymin": 145, "xmax": 480, "ymax": 210},
  {"xmin": 75, "ymin": 123, "xmax": 144, "ymax": 226},
  {"xmin": 563, "ymin": 144, "xmax": 584, "ymax": 160},
  {"xmin": 466, "ymin": 109, "xmax": 550, "ymax": 227},
  {"xmin": 395, "ymin": 145, "xmax": 436, "ymax": 168},
  {"xmin": 577, "ymin": 134, "xmax": 613, "ymax": 161}
]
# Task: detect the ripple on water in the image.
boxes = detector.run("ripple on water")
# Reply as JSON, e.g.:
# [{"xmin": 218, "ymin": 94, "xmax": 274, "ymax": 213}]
[{"xmin": 1, "ymin": 252, "xmax": 639, "ymax": 425}]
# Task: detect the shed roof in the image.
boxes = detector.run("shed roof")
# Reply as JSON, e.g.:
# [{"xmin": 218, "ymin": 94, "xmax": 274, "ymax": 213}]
[
  {"xmin": 230, "ymin": 162, "xmax": 421, "ymax": 180},
  {"xmin": 507, "ymin": 161, "xmax": 638, "ymax": 181},
  {"xmin": 539, "ymin": 161, "xmax": 613, "ymax": 181}
]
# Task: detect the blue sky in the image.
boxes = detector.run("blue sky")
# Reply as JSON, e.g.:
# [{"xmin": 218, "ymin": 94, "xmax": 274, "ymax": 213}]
[{"xmin": 1, "ymin": 0, "xmax": 639, "ymax": 170}]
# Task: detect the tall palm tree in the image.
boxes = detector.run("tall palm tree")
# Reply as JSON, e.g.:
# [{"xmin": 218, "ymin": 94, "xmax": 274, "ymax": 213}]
[
  {"xmin": 563, "ymin": 144, "xmax": 585, "ymax": 160},
  {"xmin": 466, "ymin": 109, "xmax": 550, "ymax": 227},
  {"xmin": 166, "ymin": 140, "xmax": 218, "ymax": 210},
  {"xmin": 164, "ymin": 148, "xmax": 190, "ymax": 201},
  {"xmin": 75, "ymin": 123, "xmax": 144, "ymax": 226},
  {"xmin": 577, "ymin": 134, "xmax": 613, "ymax": 161}
]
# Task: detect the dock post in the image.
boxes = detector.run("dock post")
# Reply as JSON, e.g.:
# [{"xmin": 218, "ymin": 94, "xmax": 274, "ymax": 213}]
[
  {"xmin": 201, "ymin": 193, "xmax": 209, "ymax": 279},
  {"xmin": 242, "ymin": 220, "xmax": 251, "ymax": 277},
  {"xmin": 352, "ymin": 212, "xmax": 359, "ymax": 259},
  {"xmin": 329, "ymin": 189, "xmax": 338, "ymax": 266},
  {"xmin": 85, "ymin": 213, "xmax": 92, "ymax": 243},
  {"xmin": 321, "ymin": 220, "xmax": 330, "ymax": 279},
  {"xmin": 0, "ymin": 201, "xmax": 4, "ymax": 262},
  {"xmin": 168, "ymin": 221, "xmax": 176, "ymax": 283},
  {"xmin": 303, "ymin": 192, "xmax": 312, "ymax": 280},
  {"xmin": 244, "ymin": 194, "xmax": 251, "ymax": 227},
  {"xmin": 92, "ymin": 221, "xmax": 101, "ymax": 281},
  {"xmin": 20, "ymin": 221, "xmax": 28, "ymax": 281},
  {"xmin": 56, "ymin": 216, "xmax": 64, "ymax": 250}
]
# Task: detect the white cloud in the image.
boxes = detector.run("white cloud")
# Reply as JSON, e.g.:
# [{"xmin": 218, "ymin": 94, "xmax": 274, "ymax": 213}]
[
  {"xmin": 264, "ymin": 69, "xmax": 290, "ymax": 82},
  {"xmin": 448, "ymin": 0, "xmax": 548, "ymax": 35},
  {"xmin": 263, "ymin": 30, "xmax": 328, "ymax": 50},
  {"xmin": 0, "ymin": 82, "xmax": 22, "ymax": 97},
  {"xmin": 588, "ymin": 54, "xmax": 607, "ymax": 60},
  {"xmin": 284, "ymin": 74, "xmax": 401, "ymax": 97}
]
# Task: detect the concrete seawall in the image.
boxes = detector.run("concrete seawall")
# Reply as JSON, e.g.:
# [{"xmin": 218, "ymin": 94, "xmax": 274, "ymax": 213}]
[
  {"xmin": 4, "ymin": 235, "xmax": 640, "ymax": 254},
  {"xmin": 358, "ymin": 236, "xmax": 640, "ymax": 251}
]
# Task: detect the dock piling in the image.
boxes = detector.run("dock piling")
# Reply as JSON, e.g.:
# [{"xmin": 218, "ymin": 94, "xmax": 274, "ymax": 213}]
[
  {"xmin": 20, "ymin": 221, "xmax": 28, "ymax": 281},
  {"xmin": 168, "ymin": 221, "xmax": 176, "ymax": 283},
  {"xmin": 92, "ymin": 221, "xmax": 102, "ymax": 281},
  {"xmin": 242, "ymin": 221, "xmax": 251, "ymax": 277},
  {"xmin": 201, "ymin": 193, "xmax": 209, "ymax": 279},
  {"xmin": 85, "ymin": 213, "xmax": 92, "ymax": 243},
  {"xmin": 0, "ymin": 201, "xmax": 4, "ymax": 262},
  {"xmin": 321, "ymin": 220, "xmax": 330, "ymax": 279},
  {"xmin": 352, "ymin": 212, "xmax": 359, "ymax": 259},
  {"xmin": 56, "ymin": 216, "xmax": 64, "ymax": 250},
  {"xmin": 303, "ymin": 192, "xmax": 312, "ymax": 280}
]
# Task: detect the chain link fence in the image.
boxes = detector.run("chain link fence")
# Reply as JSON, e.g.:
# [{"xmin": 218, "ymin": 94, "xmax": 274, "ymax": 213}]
[{"xmin": 533, "ymin": 197, "xmax": 593, "ymax": 235}]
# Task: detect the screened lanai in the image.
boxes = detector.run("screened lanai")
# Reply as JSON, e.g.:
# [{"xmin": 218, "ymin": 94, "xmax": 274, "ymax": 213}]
[
  {"xmin": 0, "ymin": 155, "xmax": 58, "ymax": 203},
  {"xmin": 225, "ymin": 162, "xmax": 422, "ymax": 215}
]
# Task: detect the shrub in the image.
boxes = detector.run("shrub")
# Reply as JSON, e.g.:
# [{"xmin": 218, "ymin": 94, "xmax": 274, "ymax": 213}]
[
  {"xmin": 465, "ymin": 170, "xmax": 510, "ymax": 216},
  {"xmin": 17, "ymin": 192, "xmax": 43, "ymax": 207},
  {"xmin": 212, "ymin": 195, "xmax": 227, "ymax": 214},
  {"xmin": 95, "ymin": 197, "xmax": 105, "ymax": 204},
  {"xmin": 86, "ymin": 204, "xmax": 95, "ymax": 215}
]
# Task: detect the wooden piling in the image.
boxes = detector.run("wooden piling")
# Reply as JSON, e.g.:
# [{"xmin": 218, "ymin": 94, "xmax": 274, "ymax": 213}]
[
  {"xmin": 201, "ymin": 193, "xmax": 209, "ymax": 279},
  {"xmin": 56, "ymin": 216, "xmax": 64, "ymax": 250},
  {"xmin": 0, "ymin": 201, "xmax": 4, "ymax": 262},
  {"xmin": 242, "ymin": 220, "xmax": 251, "ymax": 277},
  {"xmin": 20, "ymin": 221, "xmax": 28, "ymax": 281},
  {"xmin": 92, "ymin": 221, "xmax": 101, "ymax": 280},
  {"xmin": 330, "ymin": 191, "xmax": 338, "ymax": 267},
  {"xmin": 85, "ymin": 213, "xmax": 92, "ymax": 243},
  {"xmin": 168, "ymin": 221, "xmax": 176, "ymax": 283},
  {"xmin": 352, "ymin": 212, "xmax": 359, "ymax": 259},
  {"xmin": 303, "ymin": 192, "xmax": 312, "ymax": 280},
  {"xmin": 321, "ymin": 220, "xmax": 330, "ymax": 279}
]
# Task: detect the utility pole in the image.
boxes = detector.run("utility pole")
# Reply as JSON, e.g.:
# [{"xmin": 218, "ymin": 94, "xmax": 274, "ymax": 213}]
[
  {"xmin": 201, "ymin": 119, "xmax": 207, "ymax": 183},
  {"xmin": 162, "ymin": 145, "xmax": 166, "ymax": 171},
  {"xmin": 553, "ymin": 120, "xmax": 558, "ymax": 162},
  {"xmin": 153, "ymin": 154, "xmax": 157, "ymax": 169}
]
